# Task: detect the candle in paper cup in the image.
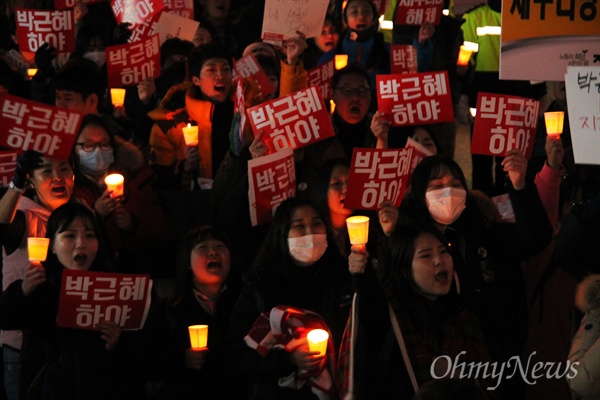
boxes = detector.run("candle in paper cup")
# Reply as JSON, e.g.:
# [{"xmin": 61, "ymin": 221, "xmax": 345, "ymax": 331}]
[
  {"xmin": 104, "ymin": 174, "xmax": 124, "ymax": 197},
  {"xmin": 110, "ymin": 88, "xmax": 126, "ymax": 107},
  {"xmin": 346, "ymin": 216, "xmax": 370, "ymax": 245},
  {"xmin": 27, "ymin": 68, "xmax": 38, "ymax": 78},
  {"xmin": 544, "ymin": 111, "xmax": 564, "ymax": 137},
  {"xmin": 335, "ymin": 54, "xmax": 348, "ymax": 70},
  {"xmin": 28, "ymin": 237, "xmax": 50, "ymax": 262},
  {"xmin": 182, "ymin": 123, "xmax": 199, "ymax": 146},
  {"xmin": 188, "ymin": 325, "xmax": 208, "ymax": 349},
  {"xmin": 457, "ymin": 45, "xmax": 474, "ymax": 66},
  {"xmin": 307, "ymin": 329, "xmax": 328, "ymax": 357},
  {"xmin": 329, "ymin": 100, "xmax": 336, "ymax": 115}
]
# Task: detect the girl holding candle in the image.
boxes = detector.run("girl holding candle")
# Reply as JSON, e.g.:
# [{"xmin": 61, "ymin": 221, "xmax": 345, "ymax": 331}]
[
  {"xmin": 143, "ymin": 225, "xmax": 244, "ymax": 400},
  {"xmin": 345, "ymin": 224, "xmax": 491, "ymax": 398},
  {"xmin": 0, "ymin": 202, "xmax": 144, "ymax": 400},
  {"xmin": 390, "ymin": 154, "xmax": 552, "ymax": 396},
  {"xmin": 72, "ymin": 114, "xmax": 169, "ymax": 275},
  {"xmin": 225, "ymin": 198, "xmax": 353, "ymax": 399},
  {"xmin": 0, "ymin": 150, "xmax": 75, "ymax": 400}
]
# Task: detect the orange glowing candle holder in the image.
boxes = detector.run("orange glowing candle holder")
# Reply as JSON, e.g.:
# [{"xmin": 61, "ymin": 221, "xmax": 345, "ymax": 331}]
[
  {"xmin": 335, "ymin": 54, "xmax": 348, "ymax": 70},
  {"xmin": 307, "ymin": 329, "xmax": 328, "ymax": 357},
  {"xmin": 27, "ymin": 237, "xmax": 50, "ymax": 262},
  {"xmin": 27, "ymin": 68, "xmax": 38, "ymax": 78},
  {"xmin": 544, "ymin": 111, "xmax": 565, "ymax": 136},
  {"xmin": 457, "ymin": 45, "xmax": 474, "ymax": 66},
  {"xmin": 329, "ymin": 100, "xmax": 336, "ymax": 115},
  {"xmin": 188, "ymin": 325, "xmax": 208, "ymax": 349},
  {"xmin": 182, "ymin": 123, "xmax": 199, "ymax": 146},
  {"xmin": 110, "ymin": 88, "xmax": 126, "ymax": 107},
  {"xmin": 346, "ymin": 216, "xmax": 370, "ymax": 245},
  {"xmin": 104, "ymin": 174, "xmax": 124, "ymax": 197}
]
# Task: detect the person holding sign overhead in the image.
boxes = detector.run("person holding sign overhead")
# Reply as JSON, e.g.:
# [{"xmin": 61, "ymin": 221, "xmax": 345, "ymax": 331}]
[
  {"xmin": 0, "ymin": 150, "xmax": 75, "ymax": 400},
  {"xmin": 0, "ymin": 202, "xmax": 145, "ymax": 400}
]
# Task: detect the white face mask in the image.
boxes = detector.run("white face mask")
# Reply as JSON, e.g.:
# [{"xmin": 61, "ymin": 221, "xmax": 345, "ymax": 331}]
[
  {"xmin": 426, "ymin": 187, "xmax": 467, "ymax": 226},
  {"xmin": 77, "ymin": 148, "xmax": 114, "ymax": 176},
  {"xmin": 287, "ymin": 234, "xmax": 328, "ymax": 265},
  {"xmin": 83, "ymin": 51, "xmax": 106, "ymax": 68}
]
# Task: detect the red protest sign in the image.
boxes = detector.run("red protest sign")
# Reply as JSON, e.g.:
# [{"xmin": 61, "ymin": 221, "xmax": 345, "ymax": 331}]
[
  {"xmin": 248, "ymin": 149, "xmax": 296, "ymax": 226},
  {"xmin": 247, "ymin": 86, "xmax": 335, "ymax": 154},
  {"xmin": 106, "ymin": 34, "xmax": 161, "ymax": 87},
  {"xmin": 346, "ymin": 148, "xmax": 414, "ymax": 211},
  {"xmin": 405, "ymin": 136, "xmax": 434, "ymax": 175},
  {"xmin": 372, "ymin": 0, "xmax": 387, "ymax": 15},
  {"xmin": 471, "ymin": 92, "xmax": 539, "ymax": 160},
  {"xmin": 111, "ymin": 0, "xmax": 165, "ymax": 27},
  {"xmin": 234, "ymin": 54, "xmax": 275, "ymax": 99},
  {"xmin": 394, "ymin": 0, "xmax": 444, "ymax": 25},
  {"xmin": 0, "ymin": 150, "xmax": 18, "ymax": 188},
  {"xmin": 57, "ymin": 269, "xmax": 152, "ymax": 331},
  {"xmin": 54, "ymin": 0, "xmax": 103, "ymax": 10},
  {"xmin": 376, "ymin": 71, "xmax": 454, "ymax": 127},
  {"xmin": 0, "ymin": 94, "xmax": 83, "ymax": 160},
  {"xmin": 127, "ymin": 11, "xmax": 162, "ymax": 43},
  {"xmin": 15, "ymin": 8, "xmax": 76, "ymax": 53},
  {"xmin": 391, "ymin": 44, "xmax": 418, "ymax": 74},
  {"xmin": 307, "ymin": 59, "xmax": 335, "ymax": 102},
  {"xmin": 162, "ymin": 0, "xmax": 193, "ymax": 18}
]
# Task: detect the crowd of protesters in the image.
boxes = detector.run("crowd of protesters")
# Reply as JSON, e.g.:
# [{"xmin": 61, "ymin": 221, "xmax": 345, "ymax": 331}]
[{"xmin": 1, "ymin": 0, "xmax": 599, "ymax": 399}]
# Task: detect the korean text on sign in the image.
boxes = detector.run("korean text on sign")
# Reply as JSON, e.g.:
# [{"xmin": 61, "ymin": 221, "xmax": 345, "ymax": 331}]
[
  {"xmin": 0, "ymin": 151, "xmax": 17, "ymax": 188},
  {"xmin": 15, "ymin": 8, "xmax": 75, "ymax": 53},
  {"xmin": 247, "ymin": 86, "xmax": 335, "ymax": 153},
  {"xmin": 163, "ymin": 0, "xmax": 194, "ymax": 18},
  {"xmin": 111, "ymin": 0, "xmax": 165, "ymax": 26},
  {"xmin": 0, "ymin": 94, "xmax": 83, "ymax": 160},
  {"xmin": 394, "ymin": 0, "xmax": 445, "ymax": 25},
  {"xmin": 376, "ymin": 72, "xmax": 455, "ymax": 126},
  {"xmin": 345, "ymin": 148, "xmax": 414, "ymax": 211},
  {"xmin": 471, "ymin": 92, "xmax": 539, "ymax": 160},
  {"xmin": 106, "ymin": 34, "xmax": 161, "ymax": 87},
  {"xmin": 234, "ymin": 54, "xmax": 275, "ymax": 98},
  {"xmin": 308, "ymin": 60, "xmax": 335, "ymax": 101},
  {"xmin": 57, "ymin": 269, "xmax": 152, "ymax": 331},
  {"xmin": 391, "ymin": 45, "xmax": 418, "ymax": 74},
  {"xmin": 248, "ymin": 149, "xmax": 296, "ymax": 226}
]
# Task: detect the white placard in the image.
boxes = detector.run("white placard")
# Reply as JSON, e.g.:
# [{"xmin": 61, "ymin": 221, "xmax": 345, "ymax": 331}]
[
  {"xmin": 565, "ymin": 66, "xmax": 600, "ymax": 165},
  {"xmin": 261, "ymin": 0, "xmax": 329, "ymax": 45}
]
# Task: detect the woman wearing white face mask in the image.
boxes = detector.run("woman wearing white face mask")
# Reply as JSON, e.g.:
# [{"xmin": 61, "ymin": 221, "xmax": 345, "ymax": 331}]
[
  {"xmin": 392, "ymin": 153, "xmax": 553, "ymax": 397},
  {"xmin": 72, "ymin": 114, "xmax": 169, "ymax": 275},
  {"xmin": 225, "ymin": 198, "xmax": 353, "ymax": 400}
]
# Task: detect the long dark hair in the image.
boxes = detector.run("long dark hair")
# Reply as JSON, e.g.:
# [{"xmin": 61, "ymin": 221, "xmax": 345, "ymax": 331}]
[
  {"xmin": 252, "ymin": 197, "xmax": 325, "ymax": 273},
  {"xmin": 408, "ymin": 155, "xmax": 469, "ymax": 224},
  {"xmin": 171, "ymin": 225, "xmax": 232, "ymax": 306},
  {"xmin": 378, "ymin": 223, "xmax": 453, "ymax": 308},
  {"xmin": 43, "ymin": 202, "xmax": 112, "ymax": 282},
  {"xmin": 312, "ymin": 158, "xmax": 350, "ymax": 234}
]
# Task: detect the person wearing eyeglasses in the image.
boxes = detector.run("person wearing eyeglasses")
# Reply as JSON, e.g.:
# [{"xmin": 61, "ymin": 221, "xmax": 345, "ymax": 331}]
[
  {"xmin": 72, "ymin": 114, "xmax": 169, "ymax": 275},
  {"xmin": 329, "ymin": 63, "xmax": 376, "ymax": 159}
]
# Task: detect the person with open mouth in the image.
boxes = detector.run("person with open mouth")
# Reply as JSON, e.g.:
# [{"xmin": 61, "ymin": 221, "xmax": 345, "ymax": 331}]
[
  {"xmin": 344, "ymin": 224, "xmax": 492, "ymax": 398},
  {"xmin": 318, "ymin": 0, "xmax": 391, "ymax": 88},
  {"xmin": 143, "ymin": 225, "xmax": 245, "ymax": 400},
  {"xmin": 0, "ymin": 150, "xmax": 75, "ymax": 400},
  {"xmin": 0, "ymin": 202, "xmax": 145, "ymax": 399}
]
